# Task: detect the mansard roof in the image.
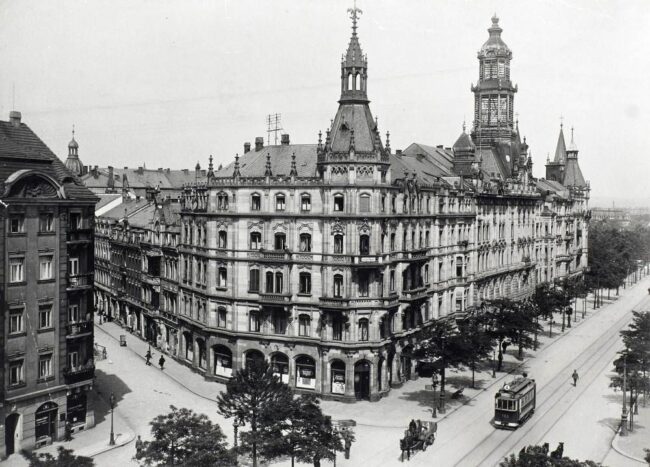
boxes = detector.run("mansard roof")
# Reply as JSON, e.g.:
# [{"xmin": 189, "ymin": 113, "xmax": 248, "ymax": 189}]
[
  {"xmin": 215, "ymin": 144, "xmax": 318, "ymax": 178},
  {"xmin": 83, "ymin": 167, "xmax": 201, "ymax": 191}
]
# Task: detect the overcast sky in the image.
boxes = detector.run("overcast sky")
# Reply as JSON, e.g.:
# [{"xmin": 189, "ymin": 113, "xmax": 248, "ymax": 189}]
[{"xmin": 1, "ymin": 0, "xmax": 648, "ymax": 203}]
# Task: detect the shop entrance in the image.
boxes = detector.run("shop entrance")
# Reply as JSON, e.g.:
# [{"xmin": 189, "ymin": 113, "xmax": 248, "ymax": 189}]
[{"xmin": 354, "ymin": 360, "xmax": 371, "ymax": 400}]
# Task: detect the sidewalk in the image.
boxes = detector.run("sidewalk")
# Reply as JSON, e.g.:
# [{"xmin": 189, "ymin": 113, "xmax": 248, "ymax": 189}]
[{"xmin": 612, "ymin": 396, "xmax": 650, "ymax": 464}]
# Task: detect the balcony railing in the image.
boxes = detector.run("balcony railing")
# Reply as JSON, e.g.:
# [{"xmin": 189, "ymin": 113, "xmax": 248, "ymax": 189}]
[
  {"xmin": 63, "ymin": 364, "xmax": 95, "ymax": 384},
  {"xmin": 259, "ymin": 292, "xmax": 291, "ymax": 304},
  {"xmin": 67, "ymin": 273, "xmax": 94, "ymax": 290},
  {"xmin": 66, "ymin": 321, "xmax": 93, "ymax": 338}
]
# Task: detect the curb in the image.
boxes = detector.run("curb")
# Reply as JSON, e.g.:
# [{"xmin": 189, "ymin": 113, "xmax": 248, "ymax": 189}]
[{"xmin": 611, "ymin": 426, "xmax": 647, "ymax": 465}]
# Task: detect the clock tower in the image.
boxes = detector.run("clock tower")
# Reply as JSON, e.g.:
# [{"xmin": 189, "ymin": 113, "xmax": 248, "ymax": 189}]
[{"xmin": 471, "ymin": 15, "xmax": 517, "ymax": 147}]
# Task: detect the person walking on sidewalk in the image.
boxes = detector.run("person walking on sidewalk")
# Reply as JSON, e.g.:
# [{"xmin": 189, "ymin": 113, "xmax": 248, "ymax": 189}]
[
  {"xmin": 572, "ymin": 369, "xmax": 579, "ymax": 386},
  {"xmin": 145, "ymin": 349, "xmax": 153, "ymax": 366},
  {"xmin": 134, "ymin": 435, "xmax": 144, "ymax": 460},
  {"xmin": 159, "ymin": 355, "xmax": 165, "ymax": 370}
]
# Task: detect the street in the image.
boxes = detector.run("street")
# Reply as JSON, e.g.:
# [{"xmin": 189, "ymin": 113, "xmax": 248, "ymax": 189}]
[{"xmin": 53, "ymin": 278, "xmax": 650, "ymax": 467}]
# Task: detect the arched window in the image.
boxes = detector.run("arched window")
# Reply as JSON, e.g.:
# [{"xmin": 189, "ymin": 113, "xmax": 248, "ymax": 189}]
[
  {"xmin": 334, "ymin": 234, "xmax": 344, "ymax": 254},
  {"xmin": 299, "ymin": 233, "xmax": 312, "ymax": 252},
  {"xmin": 218, "ymin": 230, "xmax": 227, "ymax": 249},
  {"xmin": 275, "ymin": 193, "xmax": 286, "ymax": 211},
  {"xmin": 245, "ymin": 350, "xmax": 265, "ymax": 369},
  {"xmin": 271, "ymin": 353, "xmax": 289, "ymax": 383},
  {"xmin": 274, "ymin": 272, "xmax": 283, "ymax": 293},
  {"xmin": 424, "ymin": 264, "xmax": 429, "ymax": 284},
  {"xmin": 217, "ymin": 192, "xmax": 228, "ymax": 210},
  {"xmin": 250, "ymin": 231, "xmax": 261, "ymax": 250},
  {"xmin": 265, "ymin": 271, "xmax": 274, "ymax": 293},
  {"xmin": 333, "ymin": 274, "xmax": 344, "ymax": 297},
  {"xmin": 218, "ymin": 267, "xmax": 227, "ymax": 288},
  {"xmin": 197, "ymin": 339, "xmax": 207, "ymax": 369},
  {"xmin": 296, "ymin": 355, "xmax": 316, "ymax": 389},
  {"xmin": 347, "ymin": 73, "xmax": 353, "ymax": 91},
  {"xmin": 355, "ymin": 72, "xmax": 360, "ymax": 91},
  {"xmin": 213, "ymin": 345, "xmax": 232, "ymax": 377},
  {"xmin": 299, "ymin": 272, "xmax": 311, "ymax": 294},
  {"xmin": 274, "ymin": 233, "xmax": 286, "ymax": 250},
  {"xmin": 358, "ymin": 318, "xmax": 369, "ymax": 341},
  {"xmin": 333, "ymin": 194, "xmax": 344, "ymax": 212},
  {"xmin": 359, "ymin": 193, "xmax": 371, "ymax": 212},
  {"xmin": 217, "ymin": 307, "xmax": 227, "ymax": 328},
  {"xmin": 298, "ymin": 314, "xmax": 311, "ymax": 337},
  {"xmin": 359, "ymin": 234, "xmax": 370, "ymax": 256}
]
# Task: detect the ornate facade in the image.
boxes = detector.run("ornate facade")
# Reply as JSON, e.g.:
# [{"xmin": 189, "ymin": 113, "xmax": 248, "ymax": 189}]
[
  {"xmin": 93, "ymin": 12, "xmax": 589, "ymax": 402},
  {"xmin": 1, "ymin": 111, "xmax": 97, "ymax": 457}
]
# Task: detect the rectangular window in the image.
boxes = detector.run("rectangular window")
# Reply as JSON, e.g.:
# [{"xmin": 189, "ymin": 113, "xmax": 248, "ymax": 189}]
[
  {"xmin": 68, "ymin": 304, "xmax": 80, "ymax": 322},
  {"xmin": 249, "ymin": 311, "xmax": 260, "ymax": 332},
  {"xmin": 276, "ymin": 195, "xmax": 286, "ymax": 211},
  {"xmin": 10, "ymin": 310, "xmax": 24, "ymax": 334},
  {"xmin": 39, "ymin": 255, "xmax": 54, "ymax": 280},
  {"xmin": 9, "ymin": 215, "xmax": 25, "ymax": 233},
  {"xmin": 68, "ymin": 351, "xmax": 79, "ymax": 370},
  {"xmin": 332, "ymin": 318, "xmax": 343, "ymax": 341},
  {"xmin": 299, "ymin": 315, "xmax": 310, "ymax": 337},
  {"xmin": 301, "ymin": 195, "xmax": 311, "ymax": 212},
  {"xmin": 39, "ymin": 306, "xmax": 52, "ymax": 329},
  {"xmin": 359, "ymin": 195, "xmax": 370, "ymax": 213},
  {"xmin": 39, "ymin": 213, "xmax": 54, "ymax": 232},
  {"xmin": 39, "ymin": 355, "xmax": 53, "ymax": 379},
  {"xmin": 249, "ymin": 269, "xmax": 260, "ymax": 292},
  {"xmin": 9, "ymin": 360, "xmax": 25, "ymax": 386},
  {"xmin": 68, "ymin": 257, "xmax": 79, "ymax": 276},
  {"xmin": 273, "ymin": 311, "xmax": 287, "ymax": 334},
  {"xmin": 9, "ymin": 258, "xmax": 24, "ymax": 283},
  {"xmin": 217, "ymin": 309, "xmax": 227, "ymax": 328}
]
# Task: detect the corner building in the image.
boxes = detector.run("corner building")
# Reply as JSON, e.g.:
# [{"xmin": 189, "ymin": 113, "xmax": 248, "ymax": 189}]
[
  {"xmin": 172, "ymin": 13, "xmax": 587, "ymax": 402},
  {"xmin": 1, "ymin": 112, "xmax": 97, "ymax": 457}
]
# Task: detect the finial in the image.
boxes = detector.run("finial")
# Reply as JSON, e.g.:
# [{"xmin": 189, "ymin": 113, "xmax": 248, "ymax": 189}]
[
  {"xmin": 290, "ymin": 152, "xmax": 297, "ymax": 177},
  {"xmin": 571, "ymin": 126, "xmax": 575, "ymax": 142},
  {"xmin": 264, "ymin": 152, "xmax": 272, "ymax": 177},
  {"xmin": 560, "ymin": 115, "xmax": 564, "ymax": 129},
  {"xmin": 348, "ymin": 0, "xmax": 363, "ymax": 36},
  {"xmin": 349, "ymin": 128, "xmax": 356, "ymax": 151},
  {"xmin": 492, "ymin": 13, "xmax": 499, "ymax": 25},
  {"xmin": 375, "ymin": 116, "xmax": 379, "ymax": 129},
  {"xmin": 318, "ymin": 130, "xmax": 322, "ymax": 146},
  {"xmin": 72, "ymin": 124, "xmax": 76, "ymax": 140},
  {"xmin": 462, "ymin": 121, "xmax": 466, "ymax": 133},
  {"xmin": 547, "ymin": 153, "xmax": 550, "ymax": 163},
  {"xmin": 385, "ymin": 131, "xmax": 391, "ymax": 152}
]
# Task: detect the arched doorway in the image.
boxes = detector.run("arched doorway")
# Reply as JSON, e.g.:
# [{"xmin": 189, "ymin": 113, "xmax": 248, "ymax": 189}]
[
  {"xmin": 330, "ymin": 360, "xmax": 346, "ymax": 395},
  {"xmin": 245, "ymin": 350, "xmax": 265, "ymax": 369},
  {"xmin": 295, "ymin": 355, "xmax": 316, "ymax": 389},
  {"xmin": 4, "ymin": 413, "xmax": 20, "ymax": 456},
  {"xmin": 213, "ymin": 345, "xmax": 233, "ymax": 377},
  {"xmin": 271, "ymin": 353, "xmax": 289, "ymax": 384},
  {"xmin": 35, "ymin": 402, "xmax": 58, "ymax": 444},
  {"xmin": 354, "ymin": 360, "xmax": 371, "ymax": 400}
]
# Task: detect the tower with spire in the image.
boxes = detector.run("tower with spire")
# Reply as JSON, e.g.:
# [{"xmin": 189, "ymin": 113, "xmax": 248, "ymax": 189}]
[
  {"xmin": 545, "ymin": 123, "xmax": 567, "ymax": 183},
  {"xmin": 64, "ymin": 125, "xmax": 84, "ymax": 177},
  {"xmin": 471, "ymin": 15, "xmax": 517, "ymax": 147}
]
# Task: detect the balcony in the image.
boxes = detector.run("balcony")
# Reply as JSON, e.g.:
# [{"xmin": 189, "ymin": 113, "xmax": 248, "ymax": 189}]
[
  {"xmin": 319, "ymin": 296, "xmax": 349, "ymax": 309},
  {"xmin": 67, "ymin": 273, "xmax": 94, "ymax": 291},
  {"xmin": 258, "ymin": 292, "xmax": 291, "ymax": 305},
  {"xmin": 408, "ymin": 248, "xmax": 429, "ymax": 259},
  {"xmin": 63, "ymin": 364, "xmax": 95, "ymax": 385},
  {"xmin": 260, "ymin": 250, "xmax": 292, "ymax": 262},
  {"xmin": 66, "ymin": 321, "xmax": 93, "ymax": 339},
  {"xmin": 352, "ymin": 255, "xmax": 383, "ymax": 267},
  {"xmin": 400, "ymin": 286, "xmax": 428, "ymax": 303}
]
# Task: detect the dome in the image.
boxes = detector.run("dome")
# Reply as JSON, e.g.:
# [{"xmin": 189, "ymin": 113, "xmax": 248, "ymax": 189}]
[
  {"xmin": 65, "ymin": 156, "xmax": 83, "ymax": 177},
  {"xmin": 479, "ymin": 15, "xmax": 511, "ymax": 56},
  {"xmin": 68, "ymin": 137, "xmax": 79, "ymax": 149}
]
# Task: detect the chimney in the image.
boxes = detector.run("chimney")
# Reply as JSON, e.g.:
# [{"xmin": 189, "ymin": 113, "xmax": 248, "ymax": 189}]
[
  {"xmin": 107, "ymin": 166, "xmax": 115, "ymax": 192},
  {"xmin": 244, "ymin": 142, "xmax": 251, "ymax": 153},
  {"xmin": 9, "ymin": 110, "xmax": 21, "ymax": 127},
  {"xmin": 436, "ymin": 145, "xmax": 443, "ymax": 149},
  {"xmin": 255, "ymin": 137, "xmax": 264, "ymax": 151},
  {"xmin": 137, "ymin": 166, "xmax": 144, "ymax": 174},
  {"xmin": 281, "ymin": 134, "xmax": 290, "ymax": 145},
  {"xmin": 396, "ymin": 149, "xmax": 403, "ymax": 155}
]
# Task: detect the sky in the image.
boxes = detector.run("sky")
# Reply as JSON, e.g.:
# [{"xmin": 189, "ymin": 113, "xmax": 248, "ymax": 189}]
[{"xmin": 1, "ymin": 0, "xmax": 649, "ymax": 204}]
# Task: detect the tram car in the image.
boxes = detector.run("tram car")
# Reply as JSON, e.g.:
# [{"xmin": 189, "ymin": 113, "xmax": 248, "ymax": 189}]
[{"xmin": 494, "ymin": 375, "xmax": 536, "ymax": 429}]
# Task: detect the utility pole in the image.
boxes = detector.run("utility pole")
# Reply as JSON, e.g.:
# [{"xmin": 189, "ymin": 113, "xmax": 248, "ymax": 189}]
[
  {"xmin": 621, "ymin": 354, "xmax": 628, "ymax": 436},
  {"xmin": 266, "ymin": 113, "xmax": 283, "ymax": 146}
]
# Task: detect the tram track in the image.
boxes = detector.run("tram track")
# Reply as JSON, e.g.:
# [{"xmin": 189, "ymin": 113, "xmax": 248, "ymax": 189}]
[{"xmin": 449, "ymin": 302, "xmax": 635, "ymax": 467}]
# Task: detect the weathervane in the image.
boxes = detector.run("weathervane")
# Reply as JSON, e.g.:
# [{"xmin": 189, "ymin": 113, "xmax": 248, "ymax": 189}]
[{"xmin": 348, "ymin": 0, "xmax": 362, "ymax": 35}]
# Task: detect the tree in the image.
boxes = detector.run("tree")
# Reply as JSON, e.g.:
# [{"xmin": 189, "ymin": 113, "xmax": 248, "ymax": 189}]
[
  {"xmin": 217, "ymin": 359, "xmax": 294, "ymax": 467},
  {"xmin": 457, "ymin": 311, "xmax": 494, "ymax": 387},
  {"xmin": 500, "ymin": 444, "xmax": 601, "ymax": 466},
  {"xmin": 413, "ymin": 318, "xmax": 468, "ymax": 395},
  {"xmin": 136, "ymin": 405, "xmax": 234, "ymax": 466},
  {"xmin": 28, "ymin": 446, "xmax": 94, "ymax": 467},
  {"xmin": 286, "ymin": 395, "xmax": 346, "ymax": 467}
]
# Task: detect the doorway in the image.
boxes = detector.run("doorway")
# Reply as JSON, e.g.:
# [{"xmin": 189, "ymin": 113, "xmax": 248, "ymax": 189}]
[
  {"xmin": 354, "ymin": 360, "xmax": 371, "ymax": 400},
  {"xmin": 4, "ymin": 413, "xmax": 20, "ymax": 456},
  {"xmin": 35, "ymin": 402, "xmax": 58, "ymax": 444}
]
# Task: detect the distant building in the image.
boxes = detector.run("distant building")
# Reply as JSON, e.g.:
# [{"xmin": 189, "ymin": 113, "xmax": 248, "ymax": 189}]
[
  {"xmin": 93, "ymin": 12, "xmax": 590, "ymax": 402},
  {"xmin": 0, "ymin": 111, "xmax": 97, "ymax": 457},
  {"xmin": 591, "ymin": 207, "xmax": 630, "ymax": 226}
]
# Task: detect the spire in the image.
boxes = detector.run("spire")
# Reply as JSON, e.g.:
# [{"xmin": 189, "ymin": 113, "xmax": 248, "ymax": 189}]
[
  {"xmin": 340, "ymin": 1, "xmax": 368, "ymax": 103},
  {"xmin": 207, "ymin": 155, "xmax": 215, "ymax": 180},
  {"xmin": 290, "ymin": 152, "xmax": 297, "ymax": 177},
  {"xmin": 553, "ymin": 124, "xmax": 567, "ymax": 163},
  {"xmin": 317, "ymin": 130, "xmax": 323, "ymax": 151},
  {"xmin": 567, "ymin": 126, "xmax": 578, "ymax": 153},
  {"xmin": 233, "ymin": 153, "xmax": 241, "ymax": 178},
  {"xmin": 385, "ymin": 131, "xmax": 391, "ymax": 154}
]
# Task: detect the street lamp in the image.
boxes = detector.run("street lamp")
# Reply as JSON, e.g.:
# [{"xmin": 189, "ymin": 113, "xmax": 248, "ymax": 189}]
[
  {"xmin": 431, "ymin": 373, "xmax": 438, "ymax": 418},
  {"xmin": 492, "ymin": 347, "xmax": 497, "ymax": 378},
  {"xmin": 109, "ymin": 392, "xmax": 116, "ymax": 446},
  {"xmin": 621, "ymin": 354, "xmax": 628, "ymax": 436},
  {"xmin": 549, "ymin": 318, "xmax": 554, "ymax": 338}
]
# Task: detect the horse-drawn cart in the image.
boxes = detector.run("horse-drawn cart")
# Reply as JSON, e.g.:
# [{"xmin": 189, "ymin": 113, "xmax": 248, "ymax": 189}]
[{"xmin": 400, "ymin": 420, "xmax": 437, "ymax": 461}]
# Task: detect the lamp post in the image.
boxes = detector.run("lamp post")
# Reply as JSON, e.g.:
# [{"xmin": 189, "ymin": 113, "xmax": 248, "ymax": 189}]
[
  {"xmin": 439, "ymin": 337, "xmax": 446, "ymax": 414},
  {"xmin": 492, "ymin": 347, "xmax": 496, "ymax": 378},
  {"xmin": 621, "ymin": 354, "xmax": 628, "ymax": 436},
  {"xmin": 109, "ymin": 392, "xmax": 116, "ymax": 446},
  {"xmin": 549, "ymin": 318, "xmax": 554, "ymax": 338},
  {"xmin": 431, "ymin": 373, "xmax": 438, "ymax": 418}
]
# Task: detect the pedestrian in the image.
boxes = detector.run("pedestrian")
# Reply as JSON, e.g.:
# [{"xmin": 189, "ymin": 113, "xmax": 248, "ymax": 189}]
[
  {"xmin": 571, "ymin": 369, "xmax": 579, "ymax": 386},
  {"xmin": 159, "ymin": 355, "xmax": 165, "ymax": 370},
  {"xmin": 145, "ymin": 349, "xmax": 152, "ymax": 366},
  {"xmin": 135, "ymin": 435, "xmax": 144, "ymax": 460},
  {"xmin": 64, "ymin": 421, "xmax": 72, "ymax": 441}
]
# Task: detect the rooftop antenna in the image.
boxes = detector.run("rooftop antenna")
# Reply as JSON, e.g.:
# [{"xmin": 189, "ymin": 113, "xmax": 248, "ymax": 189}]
[{"xmin": 266, "ymin": 113, "xmax": 283, "ymax": 146}]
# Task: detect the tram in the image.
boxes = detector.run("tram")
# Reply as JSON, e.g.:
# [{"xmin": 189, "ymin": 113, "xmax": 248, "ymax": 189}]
[{"xmin": 494, "ymin": 375, "xmax": 536, "ymax": 429}]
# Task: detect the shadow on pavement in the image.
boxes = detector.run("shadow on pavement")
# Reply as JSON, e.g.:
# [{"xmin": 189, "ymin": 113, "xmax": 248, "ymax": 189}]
[
  {"xmin": 93, "ymin": 369, "xmax": 132, "ymax": 425},
  {"xmin": 446, "ymin": 374, "xmax": 487, "ymax": 390},
  {"xmin": 597, "ymin": 417, "xmax": 621, "ymax": 434}
]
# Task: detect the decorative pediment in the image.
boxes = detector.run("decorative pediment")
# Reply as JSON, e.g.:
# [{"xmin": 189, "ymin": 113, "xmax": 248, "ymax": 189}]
[{"xmin": 3, "ymin": 171, "xmax": 65, "ymax": 199}]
